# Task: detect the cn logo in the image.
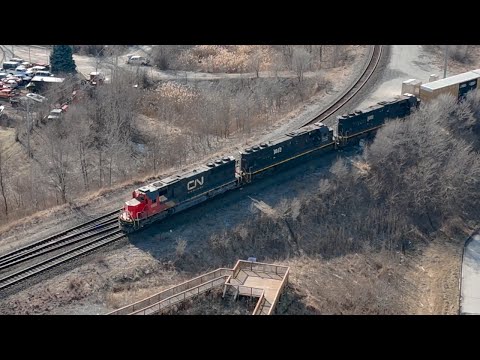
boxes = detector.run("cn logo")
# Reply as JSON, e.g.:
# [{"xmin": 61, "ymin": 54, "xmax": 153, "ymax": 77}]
[
  {"xmin": 187, "ymin": 177, "xmax": 204, "ymax": 191},
  {"xmin": 273, "ymin": 147, "xmax": 282, "ymax": 155}
]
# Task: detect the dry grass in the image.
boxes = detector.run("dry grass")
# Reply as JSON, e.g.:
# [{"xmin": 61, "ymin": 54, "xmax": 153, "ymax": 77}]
[
  {"xmin": 178, "ymin": 45, "xmax": 275, "ymax": 73},
  {"xmin": 278, "ymin": 253, "xmax": 407, "ymax": 314},
  {"xmin": 161, "ymin": 287, "xmax": 254, "ymax": 315},
  {"xmin": 105, "ymin": 285, "xmax": 169, "ymax": 310}
]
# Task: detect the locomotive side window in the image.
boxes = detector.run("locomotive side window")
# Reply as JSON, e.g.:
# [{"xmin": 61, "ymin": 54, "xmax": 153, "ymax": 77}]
[{"xmin": 367, "ymin": 115, "xmax": 374, "ymax": 122}]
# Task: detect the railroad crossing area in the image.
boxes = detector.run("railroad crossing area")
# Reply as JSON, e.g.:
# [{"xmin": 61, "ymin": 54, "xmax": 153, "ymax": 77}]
[{"xmin": 107, "ymin": 260, "xmax": 290, "ymax": 315}]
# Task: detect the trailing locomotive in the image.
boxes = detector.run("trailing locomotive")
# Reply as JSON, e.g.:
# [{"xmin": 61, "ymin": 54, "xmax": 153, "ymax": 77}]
[
  {"xmin": 119, "ymin": 94, "xmax": 420, "ymax": 232},
  {"xmin": 337, "ymin": 94, "xmax": 419, "ymax": 139},
  {"xmin": 239, "ymin": 121, "xmax": 334, "ymax": 181}
]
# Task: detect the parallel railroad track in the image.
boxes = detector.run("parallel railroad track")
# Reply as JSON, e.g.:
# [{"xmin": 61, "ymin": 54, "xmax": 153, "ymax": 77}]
[
  {"xmin": 0, "ymin": 46, "xmax": 386, "ymax": 293},
  {"xmin": 0, "ymin": 209, "xmax": 124, "ymax": 291}
]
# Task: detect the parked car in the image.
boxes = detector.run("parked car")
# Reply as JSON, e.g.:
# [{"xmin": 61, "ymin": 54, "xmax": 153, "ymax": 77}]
[
  {"xmin": 47, "ymin": 108, "xmax": 63, "ymax": 120},
  {"xmin": 34, "ymin": 70, "xmax": 53, "ymax": 77},
  {"xmin": 26, "ymin": 66, "xmax": 48, "ymax": 76},
  {"xmin": 32, "ymin": 63, "xmax": 50, "ymax": 71},
  {"xmin": 5, "ymin": 79, "xmax": 19, "ymax": 89},
  {"xmin": 0, "ymin": 88, "xmax": 18, "ymax": 101},
  {"xmin": 10, "ymin": 57, "xmax": 24, "ymax": 63},
  {"xmin": 13, "ymin": 72, "xmax": 31, "ymax": 80},
  {"xmin": 2, "ymin": 61, "xmax": 20, "ymax": 70},
  {"xmin": 126, "ymin": 55, "xmax": 150, "ymax": 66},
  {"xmin": 26, "ymin": 93, "xmax": 47, "ymax": 103}
]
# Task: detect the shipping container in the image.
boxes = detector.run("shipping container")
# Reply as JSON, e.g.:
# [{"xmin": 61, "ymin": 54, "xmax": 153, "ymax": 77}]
[
  {"xmin": 419, "ymin": 71, "xmax": 480, "ymax": 102},
  {"xmin": 402, "ymin": 79, "xmax": 422, "ymax": 97}
]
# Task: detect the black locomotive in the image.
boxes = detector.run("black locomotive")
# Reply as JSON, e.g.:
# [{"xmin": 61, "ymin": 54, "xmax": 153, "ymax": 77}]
[{"xmin": 120, "ymin": 94, "xmax": 420, "ymax": 231}]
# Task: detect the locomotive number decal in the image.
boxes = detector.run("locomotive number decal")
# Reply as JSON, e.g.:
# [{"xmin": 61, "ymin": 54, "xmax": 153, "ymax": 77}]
[
  {"xmin": 187, "ymin": 177, "xmax": 204, "ymax": 191},
  {"xmin": 273, "ymin": 147, "xmax": 282, "ymax": 155}
]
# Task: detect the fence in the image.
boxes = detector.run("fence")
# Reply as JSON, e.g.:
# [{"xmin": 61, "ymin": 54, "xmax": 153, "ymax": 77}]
[
  {"xmin": 232, "ymin": 260, "xmax": 289, "ymax": 280},
  {"xmin": 267, "ymin": 267, "xmax": 289, "ymax": 315},
  {"xmin": 252, "ymin": 293, "xmax": 268, "ymax": 315},
  {"xmin": 108, "ymin": 268, "xmax": 232, "ymax": 315},
  {"xmin": 130, "ymin": 276, "xmax": 229, "ymax": 315}
]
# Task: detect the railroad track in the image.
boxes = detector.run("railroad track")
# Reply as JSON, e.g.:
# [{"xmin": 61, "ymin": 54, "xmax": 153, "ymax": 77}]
[
  {"xmin": 304, "ymin": 45, "xmax": 384, "ymax": 126},
  {"xmin": 0, "ymin": 45, "xmax": 385, "ymax": 294},
  {"xmin": 0, "ymin": 209, "xmax": 124, "ymax": 291}
]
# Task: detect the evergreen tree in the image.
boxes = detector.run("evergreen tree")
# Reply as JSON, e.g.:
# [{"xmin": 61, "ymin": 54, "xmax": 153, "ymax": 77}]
[{"xmin": 50, "ymin": 45, "xmax": 77, "ymax": 74}]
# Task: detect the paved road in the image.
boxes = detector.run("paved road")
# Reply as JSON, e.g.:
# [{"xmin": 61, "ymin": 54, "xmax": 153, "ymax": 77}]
[{"xmin": 460, "ymin": 231, "xmax": 480, "ymax": 314}]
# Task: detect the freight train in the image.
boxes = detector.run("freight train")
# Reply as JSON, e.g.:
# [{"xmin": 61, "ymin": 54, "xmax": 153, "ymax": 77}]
[{"xmin": 119, "ymin": 94, "xmax": 420, "ymax": 232}]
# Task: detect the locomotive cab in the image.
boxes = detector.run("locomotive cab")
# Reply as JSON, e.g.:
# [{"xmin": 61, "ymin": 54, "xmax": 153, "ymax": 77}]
[
  {"xmin": 119, "ymin": 185, "xmax": 173, "ymax": 231},
  {"xmin": 120, "ymin": 191, "xmax": 147, "ymax": 223}
]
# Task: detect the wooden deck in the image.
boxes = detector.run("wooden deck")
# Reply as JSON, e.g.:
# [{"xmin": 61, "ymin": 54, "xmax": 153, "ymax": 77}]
[
  {"xmin": 107, "ymin": 260, "xmax": 289, "ymax": 315},
  {"xmin": 226, "ymin": 263, "xmax": 289, "ymax": 315}
]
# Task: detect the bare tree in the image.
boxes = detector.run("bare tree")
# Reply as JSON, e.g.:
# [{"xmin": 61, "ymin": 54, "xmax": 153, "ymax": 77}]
[
  {"xmin": 0, "ymin": 146, "xmax": 10, "ymax": 218},
  {"xmin": 68, "ymin": 106, "xmax": 92, "ymax": 190},
  {"xmin": 281, "ymin": 45, "xmax": 295, "ymax": 69},
  {"xmin": 151, "ymin": 45, "xmax": 188, "ymax": 70},
  {"xmin": 249, "ymin": 51, "xmax": 262, "ymax": 78},
  {"xmin": 447, "ymin": 45, "xmax": 472, "ymax": 64},
  {"xmin": 292, "ymin": 48, "xmax": 312, "ymax": 83},
  {"xmin": 332, "ymin": 45, "xmax": 346, "ymax": 68},
  {"xmin": 38, "ymin": 121, "xmax": 73, "ymax": 204}
]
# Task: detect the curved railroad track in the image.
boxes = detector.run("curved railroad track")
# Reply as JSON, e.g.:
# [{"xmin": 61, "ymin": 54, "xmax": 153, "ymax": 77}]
[
  {"xmin": 304, "ymin": 45, "xmax": 384, "ymax": 126},
  {"xmin": 0, "ymin": 45, "xmax": 386, "ymax": 294},
  {"xmin": 0, "ymin": 209, "xmax": 123, "ymax": 291}
]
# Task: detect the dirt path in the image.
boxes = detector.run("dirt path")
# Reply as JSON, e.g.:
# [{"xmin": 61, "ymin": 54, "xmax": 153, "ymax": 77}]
[{"xmin": 403, "ymin": 237, "xmax": 462, "ymax": 314}]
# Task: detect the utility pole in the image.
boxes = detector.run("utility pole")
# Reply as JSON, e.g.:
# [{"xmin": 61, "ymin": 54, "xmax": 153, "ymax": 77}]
[
  {"xmin": 443, "ymin": 45, "xmax": 449, "ymax": 79},
  {"xmin": 26, "ymin": 99, "xmax": 31, "ymax": 159},
  {"xmin": 28, "ymin": 46, "xmax": 31, "ymax": 63},
  {"xmin": 11, "ymin": 45, "xmax": 14, "ymax": 57}
]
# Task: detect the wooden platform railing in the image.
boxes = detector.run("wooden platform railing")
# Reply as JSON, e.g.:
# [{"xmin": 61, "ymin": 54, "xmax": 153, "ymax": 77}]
[
  {"xmin": 267, "ymin": 267, "xmax": 289, "ymax": 315},
  {"xmin": 130, "ymin": 275, "xmax": 229, "ymax": 315},
  {"xmin": 108, "ymin": 268, "xmax": 232, "ymax": 315}
]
